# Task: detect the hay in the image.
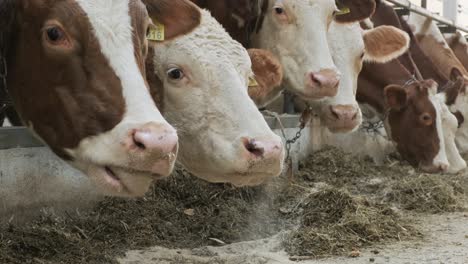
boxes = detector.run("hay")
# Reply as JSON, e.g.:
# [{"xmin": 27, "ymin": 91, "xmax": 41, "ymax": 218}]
[
  {"xmin": 386, "ymin": 175, "xmax": 465, "ymax": 213},
  {"xmin": 283, "ymin": 188, "xmax": 417, "ymax": 258},
  {"xmin": 1, "ymin": 147, "xmax": 467, "ymax": 262}
]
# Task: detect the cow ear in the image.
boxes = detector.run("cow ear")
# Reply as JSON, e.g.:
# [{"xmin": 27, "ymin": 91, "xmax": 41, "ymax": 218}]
[
  {"xmin": 444, "ymin": 75, "xmax": 464, "ymax": 105},
  {"xmin": 143, "ymin": 0, "xmax": 201, "ymax": 41},
  {"xmin": 334, "ymin": 0, "xmax": 376, "ymax": 24},
  {"xmin": 450, "ymin": 67, "xmax": 464, "ymax": 82},
  {"xmin": 384, "ymin": 85, "xmax": 408, "ymax": 110},
  {"xmin": 363, "ymin": 26, "xmax": 410, "ymax": 63},
  {"xmin": 247, "ymin": 49, "xmax": 284, "ymax": 107}
]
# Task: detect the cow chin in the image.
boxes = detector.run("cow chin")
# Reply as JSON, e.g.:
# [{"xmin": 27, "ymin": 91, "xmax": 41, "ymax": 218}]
[{"xmin": 81, "ymin": 164, "xmax": 162, "ymax": 197}]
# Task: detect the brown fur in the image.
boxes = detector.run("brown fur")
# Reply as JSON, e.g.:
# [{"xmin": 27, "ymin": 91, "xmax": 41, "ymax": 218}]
[
  {"xmin": 247, "ymin": 49, "xmax": 283, "ymax": 108},
  {"xmin": 335, "ymin": 0, "xmax": 376, "ymax": 24},
  {"xmin": 446, "ymin": 32, "xmax": 468, "ymax": 72},
  {"xmin": 143, "ymin": 0, "xmax": 201, "ymax": 40},
  {"xmin": 191, "ymin": 0, "xmax": 267, "ymax": 47},
  {"xmin": 385, "ymin": 81, "xmax": 440, "ymax": 168}
]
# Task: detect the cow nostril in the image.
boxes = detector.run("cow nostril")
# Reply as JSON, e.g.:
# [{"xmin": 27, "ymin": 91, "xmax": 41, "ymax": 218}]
[
  {"xmin": 132, "ymin": 132, "xmax": 147, "ymax": 150},
  {"xmin": 243, "ymin": 138, "xmax": 265, "ymax": 157},
  {"xmin": 330, "ymin": 106, "xmax": 340, "ymax": 120},
  {"xmin": 310, "ymin": 73, "xmax": 322, "ymax": 87},
  {"xmin": 351, "ymin": 111, "xmax": 358, "ymax": 120}
]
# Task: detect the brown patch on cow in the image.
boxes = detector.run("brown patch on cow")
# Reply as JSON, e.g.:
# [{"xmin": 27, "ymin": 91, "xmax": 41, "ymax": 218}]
[
  {"xmin": 190, "ymin": 0, "xmax": 268, "ymax": 47},
  {"xmin": 453, "ymin": 111, "xmax": 465, "ymax": 128},
  {"xmin": 385, "ymin": 81, "xmax": 440, "ymax": 168},
  {"xmin": 146, "ymin": 48, "xmax": 165, "ymax": 110},
  {"xmin": 335, "ymin": 0, "xmax": 376, "ymax": 24},
  {"xmin": 398, "ymin": 17, "xmax": 448, "ymax": 87},
  {"xmin": 416, "ymin": 34, "xmax": 468, "ymax": 80},
  {"xmin": 143, "ymin": 0, "xmax": 201, "ymax": 41},
  {"xmin": 363, "ymin": 26, "xmax": 409, "ymax": 63},
  {"xmin": 247, "ymin": 49, "xmax": 283, "ymax": 107},
  {"xmin": 384, "ymin": 85, "xmax": 407, "ymax": 110},
  {"xmin": 446, "ymin": 32, "xmax": 468, "ymax": 71}
]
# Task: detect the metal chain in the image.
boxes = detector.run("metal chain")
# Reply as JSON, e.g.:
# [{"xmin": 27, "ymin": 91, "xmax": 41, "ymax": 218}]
[{"xmin": 262, "ymin": 105, "xmax": 312, "ymax": 160}]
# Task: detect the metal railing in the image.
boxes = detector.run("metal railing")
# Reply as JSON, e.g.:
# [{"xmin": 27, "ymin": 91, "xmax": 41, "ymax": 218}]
[
  {"xmin": 0, "ymin": 114, "xmax": 301, "ymax": 150},
  {"xmin": 386, "ymin": 0, "xmax": 468, "ymax": 34}
]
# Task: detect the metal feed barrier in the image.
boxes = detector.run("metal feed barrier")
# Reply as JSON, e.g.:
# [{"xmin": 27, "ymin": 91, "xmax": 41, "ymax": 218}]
[{"xmin": 0, "ymin": 115, "xmax": 302, "ymax": 150}]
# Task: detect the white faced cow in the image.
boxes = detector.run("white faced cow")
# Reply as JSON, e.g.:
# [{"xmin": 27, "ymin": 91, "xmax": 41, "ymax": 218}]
[
  {"xmin": 147, "ymin": 10, "xmax": 285, "ymax": 186},
  {"xmin": 321, "ymin": 22, "xmax": 410, "ymax": 132},
  {"xmin": 0, "ymin": 0, "xmax": 201, "ymax": 197}
]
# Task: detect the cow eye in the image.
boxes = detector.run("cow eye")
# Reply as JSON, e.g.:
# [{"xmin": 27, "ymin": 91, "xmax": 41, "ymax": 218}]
[
  {"xmin": 167, "ymin": 68, "xmax": 184, "ymax": 80},
  {"xmin": 274, "ymin": 7, "xmax": 284, "ymax": 15},
  {"xmin": 420, "ymin": 113, "xmax": 433, "ymax": 125},
  {"xmin": 45, "ymin": 27, "xmax": 65, "ymax": 43},
  {"xmin": 360, "ymin": 52, "xmax": 365, "ymax": 60}
]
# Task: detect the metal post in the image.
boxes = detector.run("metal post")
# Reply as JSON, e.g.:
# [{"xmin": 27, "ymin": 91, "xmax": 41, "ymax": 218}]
[
  {"xmin": 421, "ymin": 0, "xmax": 426, "ymax": 9},
  {"xmin": 443, "ymin": 0, "xmax": 458, "ymax": 23}
]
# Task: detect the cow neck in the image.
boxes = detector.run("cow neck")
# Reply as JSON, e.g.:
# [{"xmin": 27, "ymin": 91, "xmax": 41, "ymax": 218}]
[
  {"xmin": 398, "ymin": 16, "xmax": 449, "ymax": 87},
  {"xmin": 246, "ymin": 0, "xmax": 268, "ymax": 48},
  {"xmin": 370, "ymin": 1, "xmax": 422, "ymax": 81}
]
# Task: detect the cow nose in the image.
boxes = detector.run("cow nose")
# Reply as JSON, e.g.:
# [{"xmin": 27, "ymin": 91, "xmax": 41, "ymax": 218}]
[
  {"xmin": 306, "ymin": 69, "xmax": 340, "ymax": 98},
  {"xmin": 330, "ymin": 105, "xmax": 358, "ymax": 121},
  {"xmin": 133, "ymin": 123, "xmax": 178, "ymax": 153},
  {"xmin": 130, "ymin": 122, "xmax": 178, "ymax": 176},
  {"xmin": 422, "ymin": 162, "xmax": 449, "ymax": 173},
  {"xmin": 437, "ymin": 162, "xmax": 449, "ymax": 172},
  {"xmin": 241, "ymin": 137, "xmax": 283, "ymax": 160}
]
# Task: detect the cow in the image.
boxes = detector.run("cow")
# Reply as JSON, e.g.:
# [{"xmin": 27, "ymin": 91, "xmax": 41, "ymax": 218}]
[
  {"xmin": 190, "ymin": 0, "xmax": 376, "ymax": 133},
  {"xmin": 0, "ymin": 0, "xmax": 201, "ymax": 197},
  {"xmin": 356, "ymin": 0, "xmax": 466, "ymax": 173},
  {"xmin": 405, "ymin": 13, "xmax": 468, "ymax": 155},
  {"xmin": 319, "ymin": 21, "xmax": 410, "ymax": 132},
  {"xmin": 146, "ymin": 9, "xmax": 285, "ymax": 186}
]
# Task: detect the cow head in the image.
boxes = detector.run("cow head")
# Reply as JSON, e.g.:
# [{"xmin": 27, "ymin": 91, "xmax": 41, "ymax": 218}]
[
  {"xmin": 384, "ymin": 80, "xmax": 453, "ymax": 172},
  {"xmin": 2, "ymin": 0, "xmax": 201, "ymax": 196},
  {"xmin": 319, "ymin": 23, "xmax": 409, "ymax": 133},
  {"xmin": 147, "ymin": 10, "xmax": 285, "ymax": 187},
  {"xmin": 251, "ymin": 0, "xmax": 377, "ymax": 103}
]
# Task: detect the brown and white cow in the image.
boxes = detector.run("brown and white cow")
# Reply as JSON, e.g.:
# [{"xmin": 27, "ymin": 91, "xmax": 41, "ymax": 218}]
[
  {"xmin": 406, "ymin": 13, "xmax": 468, "ymax": 155},
  {"xmin": 356, "ymin": 0, "xmax": 466, "ymax": 173},
  {"xmin": 319, "ymin": 21, "xmax": 409, "ymax": 132},
  {"xmin": 0, "ymin": 0, "xmax": 201, "ymax": 197},
  {"xmin": 147, "ymin": 10, "xmax": 284, "ymax": 186}
]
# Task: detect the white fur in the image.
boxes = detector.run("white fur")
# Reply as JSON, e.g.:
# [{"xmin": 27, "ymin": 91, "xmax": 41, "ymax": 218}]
[
  {"xmin": 436, "ymin": 94, "xmax": 467, "ymax": 173},
  {"xmin": 65, "ymin": 0, "xmax": 175, "ymax": 196},
  {"xmin": 150, "ymin": 10, "xmax": 284, "ymax": 186},
  {"xmin": 252, "ymin": 0, "xmax": 339, "ymax": 99}
]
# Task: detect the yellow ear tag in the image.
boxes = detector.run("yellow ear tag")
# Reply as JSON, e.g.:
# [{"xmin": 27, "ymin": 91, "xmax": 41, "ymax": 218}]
[
  {"xmin": 147, "ymin": 21, "xmax": 165, "ymax": 41},
  {"xmin": 335, "ymin": 6, "xmax": 350, "ymax": 16},
  {"xmin": 249, "ymin": 76, "xmax": 259, "ymax": 87}
]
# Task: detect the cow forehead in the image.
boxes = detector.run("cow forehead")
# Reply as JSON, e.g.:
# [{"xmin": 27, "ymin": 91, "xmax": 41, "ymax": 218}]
[
  {"xmin": 329, "ymin": 22, "xmax": 364, "ymax": 59},
  {"xmin": 155, "ymin": 10, "xmax": 252, "ymax": 77}
]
